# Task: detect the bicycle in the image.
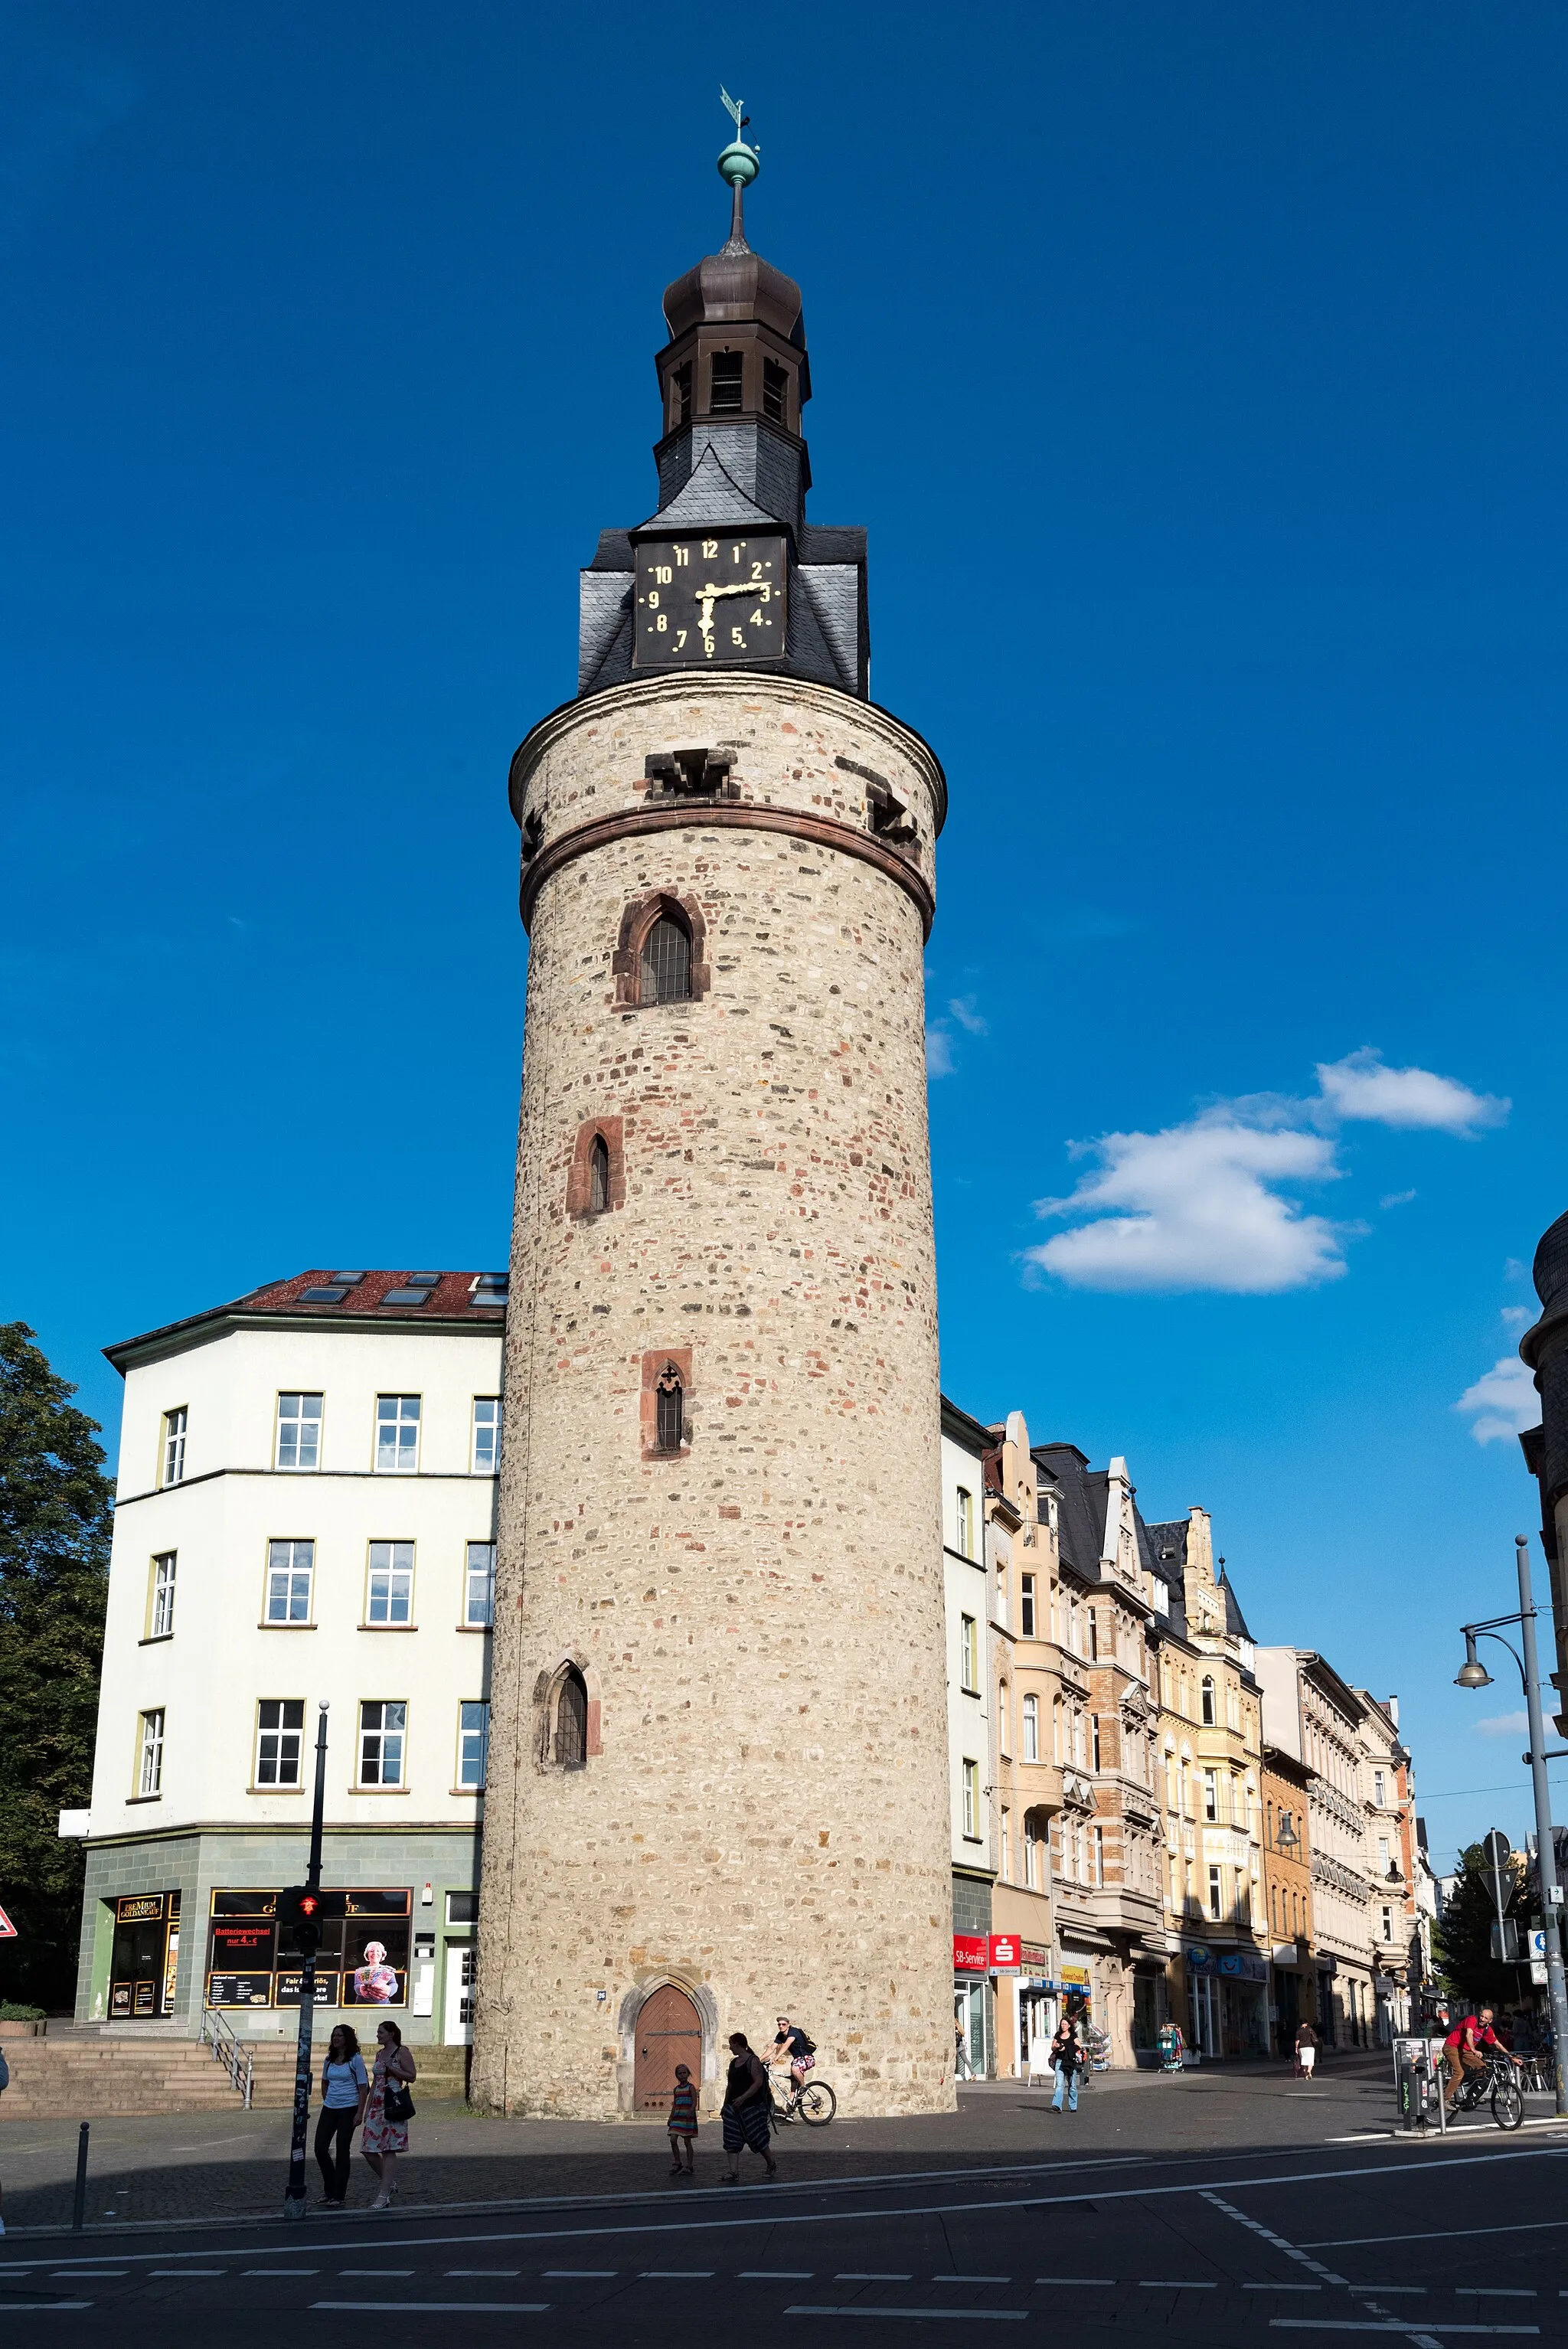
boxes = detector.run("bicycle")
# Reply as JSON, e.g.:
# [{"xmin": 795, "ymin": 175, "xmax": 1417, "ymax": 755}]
[
  {"xmin": 769, "ymin": 2070, "xmax": 837, "ymax": 2125},
  {"xmin": 1452, "ymin": 2050, "xmax": 1525, "ymax": 2131}
]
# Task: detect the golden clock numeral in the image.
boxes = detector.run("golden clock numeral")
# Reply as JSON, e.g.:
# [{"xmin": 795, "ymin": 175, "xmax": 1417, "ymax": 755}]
[
  {"xmin": 750, "ymin": 608, "xmax": 763, "ymax": 626},
  {"xmin": 701, "ymin": 539, "xmax": 718, "ymax": 558},
  {"xmin": 750, "ymin": 561, "xmax": 764, "ymax": 579},
  {"xmin": 647, "ymin": 591, "xmax": 659, "ymax": 609},
  {"xmin": 731, "ymin": 625, "xmax": 743, "ymax": 645},
  {"xmin": 731, "ymin": 544, "xmax": 741, "ymax": 564},
  {"xmin": 654, "ymin": 564, "xmax": 672, "ymax": 585},
  {"xmin": 675, "ymin": 545, "xmax": 689, "ymax": 567},
  {"xmin": 675, "ymin": 629, "xmax": 687, "ymax": 649},
  {"xmin": 656, "ymin": 613, "xmax": 668, "ymax": 632}
]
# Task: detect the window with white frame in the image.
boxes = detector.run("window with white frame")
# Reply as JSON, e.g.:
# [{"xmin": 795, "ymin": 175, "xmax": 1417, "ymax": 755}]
[
  {"xmin": 959, "ymin": 1613, "xmax": 978, "ymax": 1692},
  {"xmin": 374, "ymin": 1393, "xmax": 421, "ymax": 1473},
  {"xmin": 465, "ymin": 1541, "xmax": 495, "ymax": 1628},
  {"xmin": 1207, "ymin": 1862, "xmax": 1222, "ymax": 1920},
  {"xmin": 1204, "ymin": 1767, "xmax": 1219, "ymax": 1822},
  {"xmin": 956, "ymin": 1486, "xmax": 974, "ymax": 1558},
  {"xmin": 276, "ymin": 1392, "xmax": 323, "ymax": 1471},
  {"xmin": 997, "ymin": 1681, "xmax": 1010, "ymax": 1756},
  {"xmin": 366, "ymin": 1541, "xmax": 415, "ymax": 1625},
  {"xmin": 358, "ymin": 1700, "xmax": 407, "ymax": 1786},
  {"xmin": 1381, "ymin": 1903, "xmax": 1393, "ymax": 1944},
  {"xmin": 1377, "ymin": 1834, "xmax": 1390, "ymax": 1875},
  {"xmin": 160, "ymin": 1406, "xmax": 187, "ymax": 1487},
  {"xmin": 265, "ymin": 1539, "xmax": 315, "ymax": 1624},
  {"xmin": 457, "ymin": 1700, "xmax": 489, "ymax": 1789},
  {"xmin": 255, "ymin": 1698, "xmax": 305, "ymax": 1787},
  {"xmin": 471, "ymin": 1397, "xmax": 500, "ymax": 1474},
  {"xmin": 962, "ymin": 1757, "xmax": 980, "ymax": 1838},
  {"xmin": 1020, "ymin": 1572, "xmax": 1036, "ymax": 1637},
  {"xmin": 1092, "ymin": 1824, "xmax": 1105, "ymax": 1886},
  {"xmin": 137, "ymin": 1707, "xmax": 165, "ymax": 1796},
  {"xmin": 1024, "ymin": 1814, "xmax": 1041, "ymax": 1889},
  {"xmin": 1021, "ymin": 1692, "xmax": 1039, "ymax": 1762},
  {"xmin": 1374, "ymin": 1768, "xmax": 1386, "ymax": 1805},
  {"xmin": 1000, "ymin": 1805, "xmax": 1011, "ymax": 1882},
  {"xmin": 149, "ymin": 1550, "xmax": 177, "ymax": 1639},
  {"xmin": 1200, "ymin": 1674, "xmax": 1215, "ymax": 1726}
]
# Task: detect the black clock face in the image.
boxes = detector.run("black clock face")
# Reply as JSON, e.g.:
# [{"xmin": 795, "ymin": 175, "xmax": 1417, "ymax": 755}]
[{"xmin": 632, "ymin": 535, "xmax": 787, "ymax": 668}]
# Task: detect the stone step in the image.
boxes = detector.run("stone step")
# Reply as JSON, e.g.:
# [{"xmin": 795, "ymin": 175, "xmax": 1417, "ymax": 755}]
[{"xmin": 0, "ymin": 2037, "xmax": 469, "ymax": 2119}]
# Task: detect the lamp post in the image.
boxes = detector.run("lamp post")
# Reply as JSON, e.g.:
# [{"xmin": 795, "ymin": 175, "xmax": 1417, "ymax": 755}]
[{"xmin": 1455, "ymin": 1537, "xmax": 1568, "ymax": 2116}]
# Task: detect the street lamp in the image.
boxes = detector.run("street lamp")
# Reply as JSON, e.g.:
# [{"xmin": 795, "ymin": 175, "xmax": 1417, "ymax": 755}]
[
  {"xmin": 1455, "ymin": 1536, "xmax": 1568, "ymax": 2117},
  {"xmin": 1276, "ymin": 1815, "xmax": 1298, "ymax": 1854}
]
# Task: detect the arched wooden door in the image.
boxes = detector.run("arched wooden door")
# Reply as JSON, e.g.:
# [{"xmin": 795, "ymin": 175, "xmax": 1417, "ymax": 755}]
[{"xmin": 633, "ymin": 1983, "xmax": 702, "ymax": 2110}]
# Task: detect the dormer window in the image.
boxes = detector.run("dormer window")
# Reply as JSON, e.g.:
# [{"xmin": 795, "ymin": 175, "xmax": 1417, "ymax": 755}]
[
  {"xmin": 763, "ymin": 358, "xmax": 788, "ymax": 423},
  {"xmin": 710, "ymin": 350, "xmax": 743, "ymax": 414}
]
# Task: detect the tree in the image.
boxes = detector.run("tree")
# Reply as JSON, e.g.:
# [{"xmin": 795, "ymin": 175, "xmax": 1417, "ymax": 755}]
[
  {"xmin": 0, "ymin": 1324, "xmax": 113, "ymax": 2008},
  {"xmin": 1432, "ymin": 1840, "xmax": 1531, "ymax": 2012}
]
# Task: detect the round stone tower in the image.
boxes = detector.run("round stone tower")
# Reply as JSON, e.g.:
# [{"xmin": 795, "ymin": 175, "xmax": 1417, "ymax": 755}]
[{"xmin": 472, "ymin": 129, "xmax": 954, "ymax": 2120}]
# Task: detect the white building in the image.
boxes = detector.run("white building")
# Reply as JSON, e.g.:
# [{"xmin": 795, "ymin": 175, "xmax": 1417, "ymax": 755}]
[
  {"xmin": 65, "ymin": 1268, "xmax": 505, "ymax": 2044},
  {"xmin": 941, "ymin": 1396, "xmax": 997, "ymax": 2076}
]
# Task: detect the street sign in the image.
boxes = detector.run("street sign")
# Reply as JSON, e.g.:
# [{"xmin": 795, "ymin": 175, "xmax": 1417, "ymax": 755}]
[
  {"xmin": 1530, "ymin": 1928, "xmax": 1549, "ymax": 1959},
  {"xmin": 1532, "ymin": 1960, "xmax": 1549, "ymax": 1985},
  {"xmin": 0, "ymin": 1904, "xmax": 16, "ymax": 1938}
]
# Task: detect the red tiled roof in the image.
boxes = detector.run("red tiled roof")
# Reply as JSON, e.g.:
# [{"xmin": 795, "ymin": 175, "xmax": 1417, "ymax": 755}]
[{"xmin": 105, "ymin": 1269, "xmax": 506, "ymax": 1368}]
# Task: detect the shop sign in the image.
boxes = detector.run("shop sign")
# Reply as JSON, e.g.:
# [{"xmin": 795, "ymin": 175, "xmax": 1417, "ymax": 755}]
[
  {"xmin": 952, "ymin": 1932, "xmax": 988, "ymax": 1973},
  {"xmin": 1184, "ymin": 1942, "xmax": 1268, "ymax": 1983},
  {"xmin": 1059, "ymin": 1963, "xmax": 1090, "ymax": 1987},
  {"xmin": 988, "ymin": 1932, "xmax": 1022, "ymax": 1972},
  {"xmin": 276, "ymin": 1970, "xmax": 341, "ymax": 2006},
  {"xmin": 207, "ymin": 1972, "xmax": 273, "ymax": 2008},
  {"xmin": 116, "ymin": 1894, "xmax": 165, "ymax": 1924},
  {"xmin": 1020, "ymin": 1943, "xmax": 1051, "ymax": 1968}
]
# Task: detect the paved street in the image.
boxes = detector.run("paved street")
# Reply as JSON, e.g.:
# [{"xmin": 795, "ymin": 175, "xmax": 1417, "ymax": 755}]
[{"xmin": 2, "ymin": 2063, "xmax": 1566, "ymax": 2343}]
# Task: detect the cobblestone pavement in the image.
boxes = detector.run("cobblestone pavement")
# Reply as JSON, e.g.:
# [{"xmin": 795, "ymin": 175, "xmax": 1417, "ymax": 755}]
[{"xmin": 2, "ymin": 2054, "xmax": 1530, "ymax": 2234}]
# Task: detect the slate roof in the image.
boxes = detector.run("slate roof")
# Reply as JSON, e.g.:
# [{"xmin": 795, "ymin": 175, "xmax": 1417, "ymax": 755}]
[
  {"xmin": 1031, "ymin": 1442, "xmax": 1106, "ymax": 1583},
  {"xmin": 105, "ymin": 1269, "xmax": 506, "ymax": 1368},
  {"xmin": 1218, "ymin": 1567, "xmax": 1255, "ymax": 1642},
  {"xmin": 634, "ymin": 443, "xmax": 782, "ymax": 534},
  {"xmin": 1145, "ymin": 1518, "xmax": 1191, "ymax": 1638}
]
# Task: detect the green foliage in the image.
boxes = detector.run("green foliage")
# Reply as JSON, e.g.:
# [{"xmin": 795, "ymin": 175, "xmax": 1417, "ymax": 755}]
[
  {"xmin": 0, "ymin": 1323, "xmax": 113, "ymax": 2008},
  {"xmin": 1432, "ymin": 1840, "xmax": 1530, "ymax": 2010},
  {"xmin": 0, "ymin": 2000, "xmax": 46, "ymax": 2020}
]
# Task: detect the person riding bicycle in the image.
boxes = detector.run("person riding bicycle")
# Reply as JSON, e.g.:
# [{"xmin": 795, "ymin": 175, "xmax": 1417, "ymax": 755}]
[
  {"xmin": 1443, "ymin": 2006, "xmax": 1519, "ymax": 2108},
  {"xmin": 771, "ymin": 2015, "xmax": 815, "ymax": 2092}
]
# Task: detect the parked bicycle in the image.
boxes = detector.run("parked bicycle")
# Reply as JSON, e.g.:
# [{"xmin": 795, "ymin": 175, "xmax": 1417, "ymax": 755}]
[
  {"xmin": 1452, "ymin": 2050, "xmax": 1525, "ymax": 2131},
  {"xmin": 769, "ymin": 2070, "xmax": 837, "ymax": 2125},
  {"xmin": 1517, "ymin": 2052, "xmax": 1556, "ymax": 2096}
]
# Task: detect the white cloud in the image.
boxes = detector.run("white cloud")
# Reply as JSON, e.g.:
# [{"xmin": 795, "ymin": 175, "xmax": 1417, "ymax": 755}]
[
  {"xmin": 926, "ymin": 1026, "xmax": 956, "ymax": 1079},
  {"xmin": 949, "ymin": 995, "xmax": 988, "ymax": 1036},
  {"xmin": 1314, "ymin": 1048, "xmax": 1508, "ymax": 1135},
  {"xmin": 1472, "ymin": 1710, "xmax": 1530, "ymax": 1739},
  {"xmin": 1501, "ymin": 1305, "xmax": 1530, "ymax": 1330},
  {"xmin": 1025, "ymin": 1047, "xmax": 1508, "ymax": 1295},
  {"xmin": 1455, "ymin": 1354, "xmax": 1538, "ymax": 1446},
  {"xmin": 1027, "ymin": 1117, "xmax": 1349, "ymax": 1294}
]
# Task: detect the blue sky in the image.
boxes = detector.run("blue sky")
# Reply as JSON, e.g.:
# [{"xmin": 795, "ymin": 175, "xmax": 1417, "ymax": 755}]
[{"xmin": 4, "ymin": 2, "xmax": 1564, "ymax": 1865}]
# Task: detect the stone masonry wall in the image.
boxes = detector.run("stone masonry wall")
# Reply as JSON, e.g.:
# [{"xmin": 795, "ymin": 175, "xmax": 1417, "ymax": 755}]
[{"xmin": 474, "ymin": 675, "xmax": 955, "ymax": 2119}]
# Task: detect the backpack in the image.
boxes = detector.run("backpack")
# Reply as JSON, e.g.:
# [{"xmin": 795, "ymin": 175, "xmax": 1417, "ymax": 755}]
[{"xmin": 798, "ymin": 2034, "xmax": 816, "ymax": 2056}]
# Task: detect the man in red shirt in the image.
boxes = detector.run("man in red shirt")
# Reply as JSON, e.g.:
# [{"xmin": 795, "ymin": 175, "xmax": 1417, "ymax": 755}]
[{"xmin": 1443, "ymin": 2007, "xmax": 1517, "ymax": 2106}]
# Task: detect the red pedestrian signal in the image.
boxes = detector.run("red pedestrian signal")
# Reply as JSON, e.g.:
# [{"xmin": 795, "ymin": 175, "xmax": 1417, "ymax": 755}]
[{"xmin": 278, "ymin": 1885, "xmax": 324, "ymax": 1954}]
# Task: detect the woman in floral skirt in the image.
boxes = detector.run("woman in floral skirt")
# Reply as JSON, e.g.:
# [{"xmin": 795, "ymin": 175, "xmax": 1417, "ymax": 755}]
[{"xmin": 360, "ymin": 2017, "xmax": 417, "ymax": 2209}]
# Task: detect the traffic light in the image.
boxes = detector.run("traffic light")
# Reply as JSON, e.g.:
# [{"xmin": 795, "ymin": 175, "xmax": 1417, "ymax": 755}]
[{"xmin": 278, "ymin": 1885, "xmax": 324, "ymax": 1955}]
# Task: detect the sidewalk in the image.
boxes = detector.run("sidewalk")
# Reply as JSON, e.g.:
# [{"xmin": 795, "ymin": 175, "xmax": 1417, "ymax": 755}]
[{"xmin": 0, "ymin": 2060, "xmax": 1406, "ymax": 2236}]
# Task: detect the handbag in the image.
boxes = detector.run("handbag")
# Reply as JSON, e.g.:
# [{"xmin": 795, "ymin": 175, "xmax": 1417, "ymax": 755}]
[{"xmin": 384, "ymin": 2075, "xmax": 416, "ymax": 2123}]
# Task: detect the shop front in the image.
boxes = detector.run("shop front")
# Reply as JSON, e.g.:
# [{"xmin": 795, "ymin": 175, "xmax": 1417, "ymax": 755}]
[
  {"xmin": 206, "ymin": 1887, "xmax": 413, "ymax": 2015},
  {"xmin": 952, "ymin": 1933, "xmax": 990, "ymax": 2078},
  {"xmin": 108, "ymin": 1892, "xmax": 181, "ymax": 2020},
  {"xmin": 1182, "ymin": 1940, "xmax": 1269, "ymax": 2057}
]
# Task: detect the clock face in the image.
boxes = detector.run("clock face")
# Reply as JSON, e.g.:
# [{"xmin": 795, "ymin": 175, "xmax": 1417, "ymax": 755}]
[{"xmin": 632, "ymin": 535, "xmax": 787, "ymax": 669}]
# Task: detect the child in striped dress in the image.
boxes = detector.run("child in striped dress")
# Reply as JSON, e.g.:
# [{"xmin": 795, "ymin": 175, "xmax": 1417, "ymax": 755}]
[{"xmin": 667, "ymin": 2063, "xmax": 698, "ymax": 2175}]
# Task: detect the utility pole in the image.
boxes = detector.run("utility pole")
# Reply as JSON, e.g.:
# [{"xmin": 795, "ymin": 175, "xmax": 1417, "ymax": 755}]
[
  {"xmin": 1514, "ymin": 1538, "xmax": 1568, "ymax": 2117},
  {"xmin": 283, "ymin": 1702, "xmax": 329, "ymax": 2219}
]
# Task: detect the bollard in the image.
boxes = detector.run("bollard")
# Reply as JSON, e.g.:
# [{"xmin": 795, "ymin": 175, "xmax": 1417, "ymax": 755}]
[{"xmin": 71, "ymin": 2121, "xmax": 90, "ymax": 2231}]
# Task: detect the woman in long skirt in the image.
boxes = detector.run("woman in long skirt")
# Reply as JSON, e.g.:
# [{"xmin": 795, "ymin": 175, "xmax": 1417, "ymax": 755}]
[{"xmin": 720, "ymin": 2031, "xmax": 777, "ymax": 2183}]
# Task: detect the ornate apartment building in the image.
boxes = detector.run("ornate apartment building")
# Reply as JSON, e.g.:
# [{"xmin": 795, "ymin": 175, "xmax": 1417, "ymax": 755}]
[
  {"xmin": 1258, "ymin": 1648, "xmax": 1379, "ymax": 2045},
  {"xmin": 1145, "ymin": 1510, "xmax": 1269, "ymax": 2057}
]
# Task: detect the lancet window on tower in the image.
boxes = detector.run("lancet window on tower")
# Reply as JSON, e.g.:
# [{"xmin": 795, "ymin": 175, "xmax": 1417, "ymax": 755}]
[
  {"xmin": 640, "ymin": 912, "xmax": 692, "ymax": 1004},
  {"xmin": 588, "ymin": 1134, "xmax": 610, "ymax": 1215},
  {"xmin": 554, "ymin": 1666, "xmax": 589, "ymax": 1768},
  {"xmin": 655, "ymin": 1364, "xmax": 684, "ymax": 1454}
]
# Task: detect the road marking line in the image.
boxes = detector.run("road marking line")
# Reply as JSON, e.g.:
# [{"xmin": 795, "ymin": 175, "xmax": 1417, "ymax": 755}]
[
  {"xmin": 542, "ymin": 2269, "xmax": 616, "ymax": 2277},
  {"xmin": 243, "ymin": 2269, "xmax": 318, "ymax": 2275},
  {"xmin": 1204, "ymin": 2189, "xmax": 1347, "ymax": 2287},
  {"xmin": 448, "ymin": 2269, "xmax": 521, "ymax": 2277},
  {"xmin": 49, "ymin": 2272, "xmax": 124, "ymax": 2279},
  {"xmin": 1350, "ymin": 2288, "xmax": 1426, "ymax": 2295},
  {"xmin": 1141, "ymin": 2280, "xmax": 1217, "ymax": 2289},
  {"xmin": 1456, "ymin": 2293, "xmax": 1534, "ymax": 2300},
  {"xmin": 838, "ymin": 2272, "xmax": 914, "ymax": 2280},
  {"xmin": 639, "ymin": 2269, "xmax": 714, "ymax": 2278},
  {"xmin": 339, "ymin": 2269, "xmax": 414, "ymax": 2275},
  {"xmin": 0, "ymin": 2304, "xmax": 93, "ymax": 2312},
  {"xmin": 1246, "ymin": 2284, "xmax": 1322, "ymax": 2291},
  {"xmin": 786, "ymin": 2310, "xmax": 1026, "ymax": 2324},
  {"xmin": 740, "ymin": 2271, "xmax": 815, "ymax": 2279},
  {"xmin": 1303, "ymin": 2220, "xmax": 1568, "ymax": 2250},
  {"xmin": 1269, "ymin": 2326, "xmax": 1539, "ymax": 2337},
  {"xmin": 312, "ymin": 2303, "xmax": 550, "ymax": 2315},
  {"xmin": 149, "ymin": 2269, "xmax": 225, "ymax": 2277},
  {"xmin": 932, "ymin": 2274, "xmax": 1011, "ymax": 2282},
  {"xmin": 1034, "ymin": 2276, "xmax": 1113, "ymax": 2285}
]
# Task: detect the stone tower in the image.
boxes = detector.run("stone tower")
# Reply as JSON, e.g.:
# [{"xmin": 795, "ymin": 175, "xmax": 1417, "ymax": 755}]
[{"xmin": 472, "ymin": 123, "xmax": 953, "ymax": 2119}]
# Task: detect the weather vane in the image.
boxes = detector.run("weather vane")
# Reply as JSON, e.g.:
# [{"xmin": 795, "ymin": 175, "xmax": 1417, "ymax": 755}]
[{"xmin": 717, "ymin": 85, "xmax": 760, "ymax": 187}]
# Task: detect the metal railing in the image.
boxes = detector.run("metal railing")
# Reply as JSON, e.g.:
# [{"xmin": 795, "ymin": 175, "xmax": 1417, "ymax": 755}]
[{"xmin": 201, "ymin": 2004, "xmax": 253, "ymax": 2109}]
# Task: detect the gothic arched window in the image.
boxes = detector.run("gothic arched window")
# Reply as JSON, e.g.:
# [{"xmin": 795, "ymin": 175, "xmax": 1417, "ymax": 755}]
[
  {"xmin": 655, "ymin": 1363, "xmax": 684, "ymax": 1453},
  {"xmin": 554, "ymin": 1666, "xmax": 589, "ymax": 1769},
  {"xmin": 589, "ymin": 1133, "xmax": 611, "ymax": 1215},
  {"xmin": 640, "ymin": 911, "xmax": 692, "ymax": 1005}
]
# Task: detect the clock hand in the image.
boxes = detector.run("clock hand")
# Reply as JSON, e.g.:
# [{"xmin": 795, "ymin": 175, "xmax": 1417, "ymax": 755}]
[{"xmin": 697, "ymin": 580, "xmax": 766, "ymax": 599}]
